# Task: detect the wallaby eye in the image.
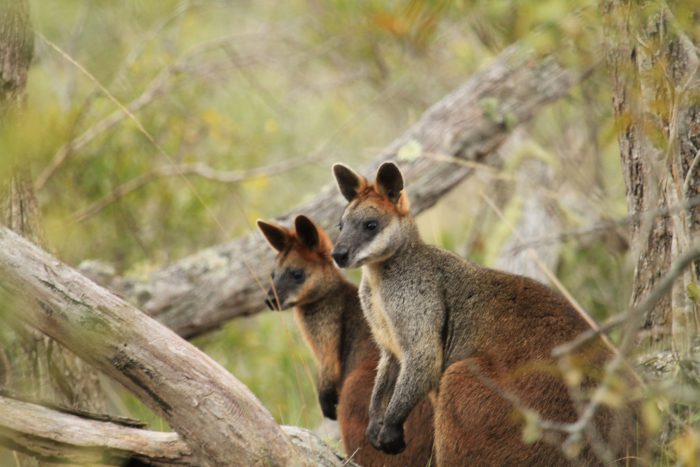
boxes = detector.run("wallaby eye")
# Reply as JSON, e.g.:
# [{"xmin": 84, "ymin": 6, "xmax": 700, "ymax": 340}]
[
  {"xmin": 337, "ymin": 221, "xmax": 343, "ymax": 231},
  {"xmin": 365, "ymin": 220, "xmax": 378, "ymax": 231},
  {"xmin": 291, "ymin": 269, "xmax": 304, "ymax": 281}
]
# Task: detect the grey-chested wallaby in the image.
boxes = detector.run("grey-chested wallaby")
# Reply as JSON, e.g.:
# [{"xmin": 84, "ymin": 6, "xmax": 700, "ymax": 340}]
[
  {"xmin": 257, "ymin": 215, "xmax": 434, "ymax": 467},
  {"xmin": 331, "ymin": 162, "xmax": 637, "ymax": 465}
]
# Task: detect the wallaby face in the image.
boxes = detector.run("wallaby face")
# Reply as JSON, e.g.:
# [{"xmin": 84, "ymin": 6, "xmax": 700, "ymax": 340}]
[
  {"xmin": 257, "ymin": 215, "xmax": 336, "ymax": 310},
  {"xmin": 332, "ymin": 162, "xmax": 412, "ymax": 268}
]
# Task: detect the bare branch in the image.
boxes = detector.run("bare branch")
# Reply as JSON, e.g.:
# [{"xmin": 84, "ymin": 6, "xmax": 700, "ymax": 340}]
[{"xmin": 0, "ymin": 394, "xmax": 194, "ymax": 465}]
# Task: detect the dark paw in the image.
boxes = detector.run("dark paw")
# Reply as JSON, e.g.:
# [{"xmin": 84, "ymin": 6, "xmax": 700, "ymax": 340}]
[
  {"xmin": 378, "ymin": 423, "xmax": 405, "ymax": 455},
  {"xmin": 319, "ymin": 389, "xmax": 338, "ymax": 420},
  {"xmin": 367, "ymin": 418, "xmax": 383, "ymax": 450}
]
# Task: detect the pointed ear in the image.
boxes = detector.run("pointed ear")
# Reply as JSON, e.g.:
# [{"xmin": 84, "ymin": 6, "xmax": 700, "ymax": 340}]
[
  {"xmin": 294, "ymin": 215, "xmax": 320, "ymax": 250},
  {"xmin": 257, "ymin": 220, "xmax": 289, "ymax": 252},
  {"xmin": 375, "ymin": 161, "xmax": 404, "ymax": 204},
  {"xmin": 333, "ymin": 163, "xmax": 365, "ymax": 202},
  {"xmin": 294, "ymin": 215, "xmax": 332, "ymax": 256}
]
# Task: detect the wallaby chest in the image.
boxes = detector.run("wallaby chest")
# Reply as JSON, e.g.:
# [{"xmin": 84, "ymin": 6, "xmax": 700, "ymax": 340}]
[{"xmin": 359, "ymin": 265, "xmax": 406, "ymax": 359}]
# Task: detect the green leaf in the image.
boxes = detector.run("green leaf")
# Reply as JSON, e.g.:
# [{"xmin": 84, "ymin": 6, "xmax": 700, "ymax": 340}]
[{"xmin": 688, "ymin": 283, "xmax": 700, "ymax": 304}]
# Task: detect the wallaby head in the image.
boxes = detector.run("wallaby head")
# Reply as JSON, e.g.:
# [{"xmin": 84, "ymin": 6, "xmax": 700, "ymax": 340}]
[
  {"xmin": 256, "ymin": 215, "xmax": 338, "ymax": 310},
  {"xmin": 331, "ymin": 161, "xmax": 414, "ymax": 268}
]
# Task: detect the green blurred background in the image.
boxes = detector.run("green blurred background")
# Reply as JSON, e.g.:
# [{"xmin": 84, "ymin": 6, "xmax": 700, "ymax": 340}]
[{"xmin": 5, "ymin": 0, "xmax": 685, "ymax": 459}]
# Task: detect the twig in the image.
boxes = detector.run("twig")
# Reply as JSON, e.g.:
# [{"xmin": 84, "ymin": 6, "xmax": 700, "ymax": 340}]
[
  {"xmin": 73, "ymin": 157, "xmax": 319, "ymax": 223},
  {"xmin": 34, "ymin": 32, "xmax": 272, "ymax": 191},
  {"xmin": 552, "ymin": 314, "xmax": 627, "ymax": 358},
  {"xmin": 34, "ymin": 65, "xmax": 174, "ymax": 191},
  {"xmin": 505, "ymin": 193, "xmax": 700, "ymax": 254},
  {"xmin": 559, "ymin": 241, "xmax": 700, "ymax": 450},
  {"xmin": 422, "ymin": 152, "xmax": 516, "ymax": 181}
]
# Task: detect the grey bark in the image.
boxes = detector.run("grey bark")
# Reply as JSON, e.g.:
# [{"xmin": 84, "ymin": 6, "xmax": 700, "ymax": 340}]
[
  {"xmin": 0, "ymin": 394, "xmax": 356, "ymax": 466},
  {"xmin": 0, "ymin": 395, "xmax": 194, "ymax": 465},
  {"xmin": 604, "ymin": 0, "xmax": 700, "ymax": 353},
  {"xmin": 0, "ymin": 0, "xmax": 32, "ymax": 113},
  {"xmin": 494, "ymin": 133, "xmax": 563, "ymax": 282},
  {"xmin": 0, "ymin": 226, "xmax": 308, "ymax": 467},
  {"xmin": 109, "ymin": 44, "xmax": 579, "ymax": 339}
]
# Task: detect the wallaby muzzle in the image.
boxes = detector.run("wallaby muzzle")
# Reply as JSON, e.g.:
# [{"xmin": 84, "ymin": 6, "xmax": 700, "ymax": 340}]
[
  {"xmin": 264, "ymin": 288, "xmax": 284, "ymax": 311},
  {"xmin": 331, "ymin": 247, "xmax": 350, "ymax": 268}
]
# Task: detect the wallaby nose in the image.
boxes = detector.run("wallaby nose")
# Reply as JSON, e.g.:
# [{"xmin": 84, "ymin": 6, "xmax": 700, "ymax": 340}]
[
  {"xmin": 332, "ymin": 248, "xmax": 350, "ymax": 268},
  {"xmin": 264, "ymin": 289, "xmax": 279, "ymax": 310}
]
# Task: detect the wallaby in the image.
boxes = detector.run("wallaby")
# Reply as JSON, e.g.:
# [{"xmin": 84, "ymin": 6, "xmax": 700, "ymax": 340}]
[
  {"xmin": 257, "ymin": 215, "xmax": 434, "ymax": 467},
  {"xmin": 331, "ymin": 162, "xmax": 637, "ymax": 466}
]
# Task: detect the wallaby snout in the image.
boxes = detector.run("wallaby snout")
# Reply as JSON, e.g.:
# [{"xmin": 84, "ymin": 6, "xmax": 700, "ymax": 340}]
[
  {"xmin": 264, "ymin": 289, "xmax": 281, "ymax": 311},
  {"xmin": 331, "ymin": 247, "xmax": 350, "ymax": 268}
]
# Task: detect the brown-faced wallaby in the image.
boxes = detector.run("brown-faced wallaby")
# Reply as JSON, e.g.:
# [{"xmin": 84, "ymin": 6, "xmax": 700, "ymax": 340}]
[
  {"xmin": 257, "ymin": 215, "xmax": 434, "ymax": 466},
  {"xmin": 331, "ymin": 162, "xmax": 638, "ymax": 466}
]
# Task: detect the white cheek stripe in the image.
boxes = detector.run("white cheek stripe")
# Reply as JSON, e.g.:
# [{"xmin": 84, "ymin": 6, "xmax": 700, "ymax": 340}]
[{"xmin": 353, "ymin": 222, "xmax": 395, "ymax": 265}]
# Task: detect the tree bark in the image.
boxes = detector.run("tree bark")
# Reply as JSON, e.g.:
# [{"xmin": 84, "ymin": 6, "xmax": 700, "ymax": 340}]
[
  {"xmin": 604, "ymin": 0, "xmax": 700, "ymax": 354},
  {"xmin": 106, "ymin": 44, "xmax": 579, "ymax": 339},
  {"xmin": 0, "ymin": 394, "xmax": 355, "ymax": 466},
  {"xmin": 0, "ymin": 0, "xmax": 32, "ymax": 113},
  {"xmin": 0, "ymin": 395, "xmax": 194, "ymax": 465},
  {"xmin": 0, "ymin": 226, "xmax": 348, "ymax": 466}
]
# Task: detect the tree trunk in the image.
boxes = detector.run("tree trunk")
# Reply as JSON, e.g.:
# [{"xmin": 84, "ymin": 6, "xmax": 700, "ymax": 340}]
[
  {"xmin": 1, "ymin": 2, "xmax": 106, "ymax": 465},
  {"xmin": 604, "ymin": 0, "xmax": 700, "ymax": 356},
  {"xmin": 0, "ymin": 0, "xmax": 32, "ymax": 113},
  {"xmin": 101, "ymin": 44, "xmax": 579, "ymax": 339}
]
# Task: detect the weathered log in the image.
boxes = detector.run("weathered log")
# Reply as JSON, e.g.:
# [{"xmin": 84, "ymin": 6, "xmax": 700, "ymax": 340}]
[
  {"xmin": 0, "ymin": 395, "xmax": 193, "ymax": 465},
  {"xmin": 0, "ymin": 227, "xmax": 307, "ymax": 467},
  {"xmin": 112, "ymin": 44, "xmax": 579, "ymax": 339},
  {"xmin": 0, "ymin": 395, "xmax": 357, "ymax": 466}
]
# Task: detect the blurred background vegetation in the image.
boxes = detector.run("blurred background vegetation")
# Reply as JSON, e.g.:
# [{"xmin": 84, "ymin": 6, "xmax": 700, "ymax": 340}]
[{"xmin": 6, "ymin": 0, "xmax": 697, "ymax": 461}]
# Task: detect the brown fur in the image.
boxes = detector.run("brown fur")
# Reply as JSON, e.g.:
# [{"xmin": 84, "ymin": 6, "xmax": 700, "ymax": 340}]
[
  {"xmin": 258, "ymin": 216, "xmax": 435, "ymax": 466},
  {"xmin": 331, "ymin": 163, "xmax": 642, "ymax": 466}
]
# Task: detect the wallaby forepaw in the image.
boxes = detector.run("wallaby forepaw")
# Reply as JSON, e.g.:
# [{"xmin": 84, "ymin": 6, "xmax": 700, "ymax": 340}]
[
  {"xmin": 378, "ymin": 423, "xmax": 406, "ymax": 455},
  {"xmin": 319, "ymin": 390, "xmax": 338, "ymax": 420},
  {"xmin": 366, "ymin": 418, "xmax": 383, "ymax": 449}
]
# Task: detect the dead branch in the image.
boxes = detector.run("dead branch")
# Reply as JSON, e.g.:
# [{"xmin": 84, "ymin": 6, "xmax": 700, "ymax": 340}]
[
  {"xmin": 0, "ymin": 394, "xmax": 194, "ymax": 465},
  {"xmin": 109, "ymin": 43, "xmax": 579, "ymax": 339},
  {"xmin": 0, "ymin": 226, "xmax": 311, "ymax": 467}
]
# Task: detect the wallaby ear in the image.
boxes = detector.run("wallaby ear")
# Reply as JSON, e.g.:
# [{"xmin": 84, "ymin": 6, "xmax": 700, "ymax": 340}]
[
  {"xmin": 257, "ymin": 220, "xmax": 289, "ymax": 252},
  {"xmin": 294, "ymin": 215, "xmax": 320, "ymax": 250},
  {"xmin": 375, "ymin": 161, "xmax": 404, "ymax": 204},
  {"xmin": 333, "ymin": 163, "xmax": 365, "ymax": 202}
]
